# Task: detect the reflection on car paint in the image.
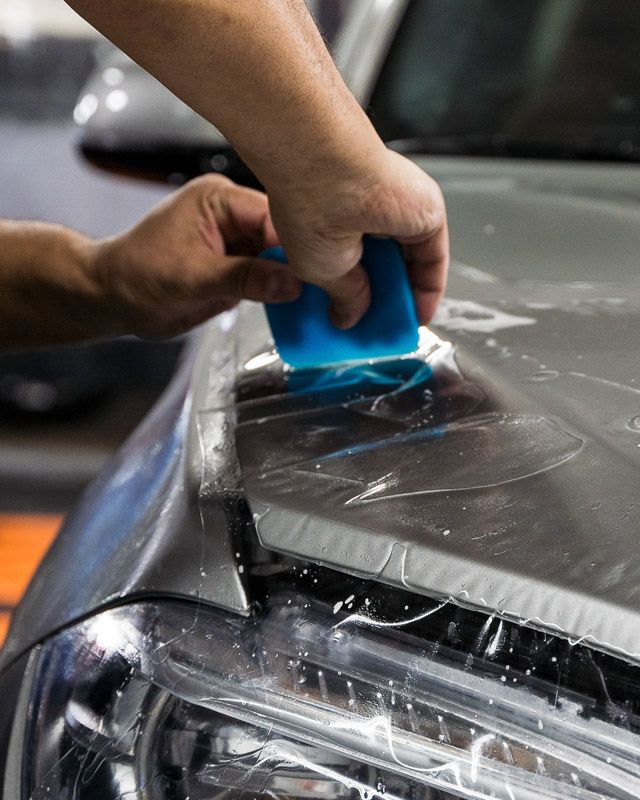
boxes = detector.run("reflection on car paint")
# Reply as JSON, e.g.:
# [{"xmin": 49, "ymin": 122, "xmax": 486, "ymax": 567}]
[{"xmin": 433, "ymin": 299, "xmax": 536, "ymax": 333}]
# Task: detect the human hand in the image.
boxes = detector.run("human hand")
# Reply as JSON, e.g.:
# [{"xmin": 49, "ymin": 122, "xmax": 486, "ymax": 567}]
[
  {"xmin": 92, "ymin": 175, "xmax": 301, "ymax": 338},
  {"xmin": 266, "ymin": 147, "xmax": 449, "ymax": 329}
]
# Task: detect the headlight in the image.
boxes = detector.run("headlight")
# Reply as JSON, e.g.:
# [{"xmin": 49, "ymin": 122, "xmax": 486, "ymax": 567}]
[{"xmin": 10, "ymin": 595, "xmax": 640, "ymax": 799}]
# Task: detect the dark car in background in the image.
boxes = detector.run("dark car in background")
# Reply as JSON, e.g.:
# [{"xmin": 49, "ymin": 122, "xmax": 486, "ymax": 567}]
[{"xmin": 2, "ymin": 2, "xmax": 640, "ymax": 798}]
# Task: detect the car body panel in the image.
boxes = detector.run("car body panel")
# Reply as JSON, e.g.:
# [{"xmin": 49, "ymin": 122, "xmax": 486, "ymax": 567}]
[
  {"xmin": 239, "ymin": 158, "xmax": 640, "ymax": 662},
  {"xmin": 75, "ymin": 48, "xmax": 228, "ymax": 152}
]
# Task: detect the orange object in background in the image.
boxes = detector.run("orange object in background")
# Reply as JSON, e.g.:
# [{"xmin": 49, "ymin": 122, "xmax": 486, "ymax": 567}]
[{"xmin": 0, "ymin": 514, "xmax": 63, "ymax": 648}]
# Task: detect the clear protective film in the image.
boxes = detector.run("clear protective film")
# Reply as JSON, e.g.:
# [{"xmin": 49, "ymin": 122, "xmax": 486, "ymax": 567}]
[
  {"xmin": 192, "ymin": 300, "xmax": 640, "ymax": 664},
  {"xmin": 19, "ymin": 596, "xmax": 640, "ymax": 800}
]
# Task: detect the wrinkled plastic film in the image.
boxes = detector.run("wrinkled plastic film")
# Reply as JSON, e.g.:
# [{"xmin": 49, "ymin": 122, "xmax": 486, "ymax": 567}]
[
  {"xmin": 196, "ymin": 306, "xmax": 636, "ymax": 663},
  {"xmin": 193, "ymin": 301, "xmax": 640, "ymax": 662}
]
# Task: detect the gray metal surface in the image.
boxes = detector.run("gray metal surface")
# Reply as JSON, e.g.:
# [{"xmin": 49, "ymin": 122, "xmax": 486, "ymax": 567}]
[{"xmin": 234, "ymin": 158, "xmax": 640, "ymax": 663}]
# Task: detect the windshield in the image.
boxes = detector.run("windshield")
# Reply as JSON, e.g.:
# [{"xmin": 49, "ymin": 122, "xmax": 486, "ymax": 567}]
[{"xmin": 369, "ymin": 0, "xmax": 640, "ymax": 160}]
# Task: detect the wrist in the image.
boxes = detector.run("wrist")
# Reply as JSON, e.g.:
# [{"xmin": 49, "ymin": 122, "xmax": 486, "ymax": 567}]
[
  {"xmin": 82, "ymin": 235, "xmax": 129, "ymax": 339},
  {"xmin": 254, "ymin": 99, "xmax": 387, "ymax": 201},
  {"xmin": 37, "ymin": 225, "xmax": 122, "ymax": 341},
  {"xmin": 0, "ymin": 221, "xmax": 121, "ymax": 349},
  {"xmin": 263, "ymin": 132, "xmax": 392, "ymax": 240}
]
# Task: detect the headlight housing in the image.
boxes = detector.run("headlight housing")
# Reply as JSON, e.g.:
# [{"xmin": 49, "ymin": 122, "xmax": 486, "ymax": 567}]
[{"xmin": 8, "ymin": 592, "xmax": 640, "ymax": 800}]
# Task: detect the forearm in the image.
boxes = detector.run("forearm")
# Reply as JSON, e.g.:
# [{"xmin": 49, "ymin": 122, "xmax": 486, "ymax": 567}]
[
  {"xmin": 65, "ymin": 0, "xmax": 385, "ymax": 191},
  {"xmin": 0, "ymin": 221, "xmax": 114, "ymax": 350},
  {"xmin": 62, "ymin": 2, "xmax": 449, "ymax": 328}
]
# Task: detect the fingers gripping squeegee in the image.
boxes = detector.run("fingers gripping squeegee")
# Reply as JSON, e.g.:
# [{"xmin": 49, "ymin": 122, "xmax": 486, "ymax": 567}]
[{"xmin": 262, "ymin": 236, "xmax": 419, "ymax": 369}]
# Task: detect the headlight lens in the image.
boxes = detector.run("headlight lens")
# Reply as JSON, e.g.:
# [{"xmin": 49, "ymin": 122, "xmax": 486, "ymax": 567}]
[{"xmin": 16, "ymin": 595, "xmax": 640, "ymax": 799}]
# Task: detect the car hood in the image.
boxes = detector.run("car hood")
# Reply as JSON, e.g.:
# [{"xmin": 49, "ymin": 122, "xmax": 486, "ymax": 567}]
[
  {"xmin": 2, "ymin": 158, "xmax": 640, "ymax": 672},
  {"xmin": 233, "ymin": 158, "xmax": 640, "ymax": 663}
]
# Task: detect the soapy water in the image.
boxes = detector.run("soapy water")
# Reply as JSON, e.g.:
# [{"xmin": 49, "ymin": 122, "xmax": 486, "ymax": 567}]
[
  {"xmin": 325, "ymin": 542, "xmax": 640, "ymax": 663},
  {"xmin": 433, "ymin": 299, "xmax": 536, "ymax": 334},
  {"xmin": 217, "ymin": 324, "xmax": 640, "ymax": 666}
]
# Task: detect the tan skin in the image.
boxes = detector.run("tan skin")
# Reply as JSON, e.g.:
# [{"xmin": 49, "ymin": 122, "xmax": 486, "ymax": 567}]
[
  {"xmin": 0, "ymin": 176, "xmax": 300, "ymax": 349},
  {"xmin": 1, "ymin": 0, "xmax": 449, "ymax": 349}
]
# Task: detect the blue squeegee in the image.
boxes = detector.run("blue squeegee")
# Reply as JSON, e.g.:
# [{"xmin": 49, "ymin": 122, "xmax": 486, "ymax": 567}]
[{"xmin": 262, "ymin": 236, "xmax": 419, "ymax": 369}]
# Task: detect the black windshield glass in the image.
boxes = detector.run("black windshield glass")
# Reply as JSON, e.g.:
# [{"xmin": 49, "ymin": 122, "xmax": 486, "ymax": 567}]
[{"xmin": 370, "ymin": 0, "xmax": 640, "ymax": 160}]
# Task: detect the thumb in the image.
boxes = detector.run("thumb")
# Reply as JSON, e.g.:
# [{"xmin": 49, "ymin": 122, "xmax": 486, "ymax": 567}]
[
  {"xmin": 212, "ymin": 256, "xmax": 302, "ymax": 304},
  {"xmin": 323, "ymin": 265, "xmax": 371, "ymax": 329}
]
